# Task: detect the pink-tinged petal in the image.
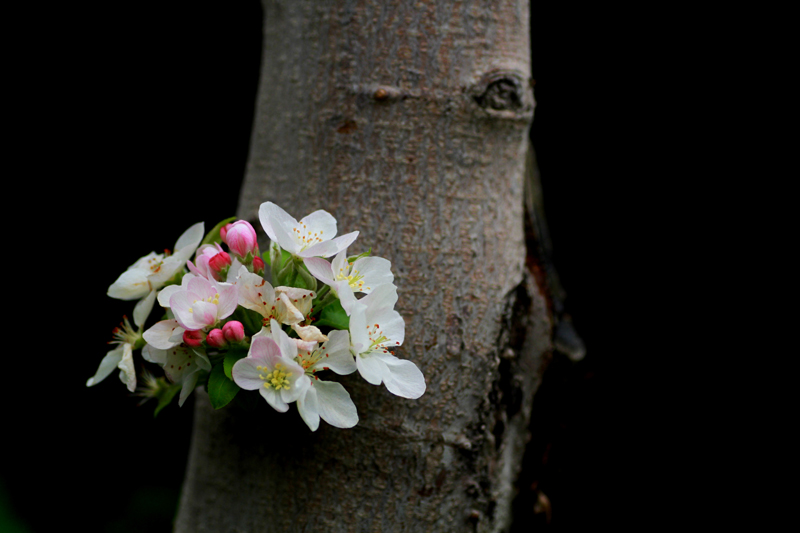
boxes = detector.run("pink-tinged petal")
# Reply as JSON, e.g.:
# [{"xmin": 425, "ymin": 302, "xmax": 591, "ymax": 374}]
[
  {"xmin": 356, "ymin": 353, "xmax": 388, "ymax": 386},
  {"xmin": 296, "ymin": 385, "xmax": 320, "ymax": 432},
  {"xmin": 86, "ymin": 347, "xmax": 124, "ymax": 387},
  {"xmin": 133, "ymin": 289, "xmax": 157, "ymax": 328},
  {"xmin": 157, "ymin": 275, "xmax": 194, "ymax": 307},
  {"xmin": 143, "ymin": 320, "xmax": 184, "ymax": 350},
  {"xmin": 187, "ymin": 277, "xmax": 217, "ymax": 301},
  {"xmin": 304, "ymin": 257, "xmax": 335, "ymax": 285},
  {"xmin": 374, "ymin": 352, "xmax": 426, "ymax": 399},
  {"xmin": 315, "ymin": 380, "xmax": 358, "ymax": 428},
  {"xmin": 216, "ymin": 284, "xmax": 239, "ymax": 320},
  {"xmin": 299, "ymin": 209, "xmax": 338, "ymax": 237},
  {"xmin": 260, "ymin": 387, "xmax": 289, "ymax": 412},
  {"xmin": 186, "ymin": 300, "xmax": 218, "ymax": 329},
  {"xmin": 266, "ymin": 319, "xmax": 299, "ymax": 360},
  {"xmin": 299, "ymin": 231, "xmax": 359, "ymax": 258},
  {"xmin": 232, "ymin": 357, "xmax": 268, "ymax": 390},
  {"xmin": 319, "ymin": 330, "xmax": 357, "ymax": 375}
]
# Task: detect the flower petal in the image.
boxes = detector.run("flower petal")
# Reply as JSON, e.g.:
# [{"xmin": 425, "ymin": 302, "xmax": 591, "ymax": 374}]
[
  {"xmin": 107, "ymin": 269, "xmax": 151, "ymax": 301},
  {"xmin": 143, "ymin": 319, "xmax": 184, "ymax": 350},
  {"xmin": 86, "ymin": 347, "xmax": 124, "ymax": 387},
  {"xmin": 319, "ymin": 330, "xmax": 357, "ymax": 375},
  {"xmin": 355, "ymin": 352, "xmax": 388, "ymax": 386},
  {"xmin": 299, "ymin": 231, "xmax": 359, "ymax": 258},
  {"xmin": 117, "ymin": 343, "xmax": 136, "ymax": 392},
  {"xmin": 297, "ymin": 385, "xmax": 320, "ymax": 432},
  {"xmin": 315, "ymin": 380, "xmax": 359, "ymax": 428},
  {"xmin": 374, "ymin": 352, "xmax": 426, "ymax": 399},
  {"xmin": 133, "ymin": 289, "xmax": 157, "ymax": 328}
]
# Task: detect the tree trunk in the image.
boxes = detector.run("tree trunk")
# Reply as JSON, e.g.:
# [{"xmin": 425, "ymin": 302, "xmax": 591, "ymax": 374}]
[{"xmin": 175, "ymin": 1, "xmax": 553, "ymax": 531}]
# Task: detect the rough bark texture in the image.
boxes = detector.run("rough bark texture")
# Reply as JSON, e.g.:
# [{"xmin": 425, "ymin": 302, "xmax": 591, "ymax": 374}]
[{"xmin": 175, "ymin": 1, "xmax": 552, "ymax": 531}]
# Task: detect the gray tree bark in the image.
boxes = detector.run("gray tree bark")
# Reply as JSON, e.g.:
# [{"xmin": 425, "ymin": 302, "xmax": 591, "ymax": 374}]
[{"xmin": 175, "ymin": 1, "xmax": 553, "ymax": 531}]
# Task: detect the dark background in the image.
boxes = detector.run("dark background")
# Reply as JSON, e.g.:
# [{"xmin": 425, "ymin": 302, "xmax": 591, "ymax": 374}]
[{"xmin": 5, "ymin": 1, "xmax": 655, "ymax": 531}]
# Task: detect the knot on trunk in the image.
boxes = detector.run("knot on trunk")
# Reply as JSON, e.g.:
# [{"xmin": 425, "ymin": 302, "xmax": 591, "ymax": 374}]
[{"xmin": 470, "ymin": 70, "xmax": 535, "ymax": 120}]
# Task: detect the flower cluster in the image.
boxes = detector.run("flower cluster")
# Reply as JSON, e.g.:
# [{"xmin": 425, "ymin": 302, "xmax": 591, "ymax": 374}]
[{"xmin": 87, "ymin": 202, "xmax": 425, "ymax": 430}]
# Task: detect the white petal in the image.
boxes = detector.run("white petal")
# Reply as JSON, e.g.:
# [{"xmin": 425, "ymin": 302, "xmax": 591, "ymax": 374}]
[
  {"xmin": 117, "ymin": 343, "xmax": 136, "ymax": 392},
  {"xmin": 133, "ymin": 289, "xmax": 157, "ymax": 328},
  {"xmin": 232, "ymin": 357, "xmax": 268, "ymax": 390},
  {"xmin": 319, "ymin": 330, "xmax": 357, "ymax": 375},
  {"xmin": 259, "ymin": 202, "xmax": 296, "ymax": 243},
  {"xmin": 348, "ymin": 305, "xmax": 369, "ymax": 352},
  {"xmin": 178, "ymin": 370, "xmax": 200, "ymax": 407},
  {"xmin": 292, "ymin": 323, "xmax": 328, "ymax": 343},
  {"xmin": 356, "ymin": 353, "xmax": 387, "ymax": 386},
  {"xmin": 304, "ymin": 257, "xmax": 335, "ymax": 285},
  {"xmin": 374, "ymin": 352, "xmax": 426, "ymax": 399},
  {"xmin": 107, "ymin": 269, "xmax": 151, "ymax": 301},
  {"xmin": 260, "ymin": 387, "xmax": 289, "ymax": 412},
  {"xmin": 354, "ymin": 256, "xmax": 394, "ymax": 292},
  {"xmin": 143, "ymin": 320, "xmax": 184, "ymax": 350},
  {"xmin": 315, "ymin": 380, "xmax": 359, "ymax": 428},
  {"xmin": 296, "ymin": 385, "xmax": 320, "ymax": 432},
  {"xmin": 299, "ymin": 231, "xmax": 359, "ymax": 258},
  {"xmin": 174, "ymin": 222, "xmax": 205, "ymax": 252},
  {"xmin": 141, "ymin": 344, "xmax": 166, "ymax": 365},
  {"xmin": 86, "ymin": 347, "xmax": 124, "ymax": 387},
  {"xmin": 299, "ymin": 209, "xmax": 338, "ymax": 238}
]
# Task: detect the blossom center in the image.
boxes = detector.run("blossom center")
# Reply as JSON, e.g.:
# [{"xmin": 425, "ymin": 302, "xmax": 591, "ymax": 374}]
[
  {"xmin": 257, "ymin": 363, "xmax": 292, "ymax": 390},
  {"xmin": 336, "ymin": 265, "xmax": 369, "ymax": 292},
  {"xmin": 292, "ymin": 222, "xmax": 324, "ymax": 251},
  {"xmin": 366, "ymin": 323, "xmax": 391, "ymax": 352}
]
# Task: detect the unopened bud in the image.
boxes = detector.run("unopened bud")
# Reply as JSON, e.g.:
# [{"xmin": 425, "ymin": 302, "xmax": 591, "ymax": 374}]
[
  {"xmin": 219, "ymin": 222, "xmax": 233, "ymax": 244},
  {"xmin": 206, "ymin": 328, "xmax": 227, "ymax": 348},
  {"xmin": 183, "ymin": 329, "xmax": 205, "ymax": 347},
  {"xmin": 209, "ymin": 251, "xmax": 232, "ymax": 274},
  {"xmin": 226, "ymin": 220, "xmax": 259, "ymax": 259},
  {"xmin": 253, "ymin": 255, "xmax": 265, "ymax": 276},
  {"xmin": 223, "ymin": 320, "xmax": 245, "ymax": 343}
]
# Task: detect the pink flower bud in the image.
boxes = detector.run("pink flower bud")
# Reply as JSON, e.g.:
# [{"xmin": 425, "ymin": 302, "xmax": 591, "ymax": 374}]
[
  {"xmin": 183, "ymin": 329, "xmax": 205, "ymax": 347},
  {"xmin": 225, "ymin": 220, "xmax": 259, "ymax": 259},
  {"xmin": 219, "ymin": 223, "xmax": 233, "ymax": 244},
  {"xmin": 223, "ymin": 321, "xmax": 245, "ymax": 343},
  {"xmin": 209, "ymin": 251, "xmax": 232, "ymax": 274},
  {"xmin": 252, "ymin": 255, "xmax": 265, "ymax": 275},
  {"xmin": 206, "ymin": 328, "xmax": 227, "ymax": 348}
]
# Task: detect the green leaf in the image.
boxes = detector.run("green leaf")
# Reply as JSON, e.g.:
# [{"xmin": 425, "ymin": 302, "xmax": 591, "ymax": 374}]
[
  {"xmin": 207, "ymin": 363, "xmax": 240, "ymax": 409},
  {"xmin": 348, "ymin": 247, "xmax": 372, "ymax": 263},
  {"xmin": 201, "ymin": 216, "xmax": 238, "ymax": 247},
  {"xmin": 314, "ymin": 299, "xmax": 350, "ymax": 330},
  {"xmin": 223, "ymin": 348, "xmax": 249, "ymax": 380},
  {"xmin": 153, "ymin": 382, "xmax": 181, "ymax": 418}
]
